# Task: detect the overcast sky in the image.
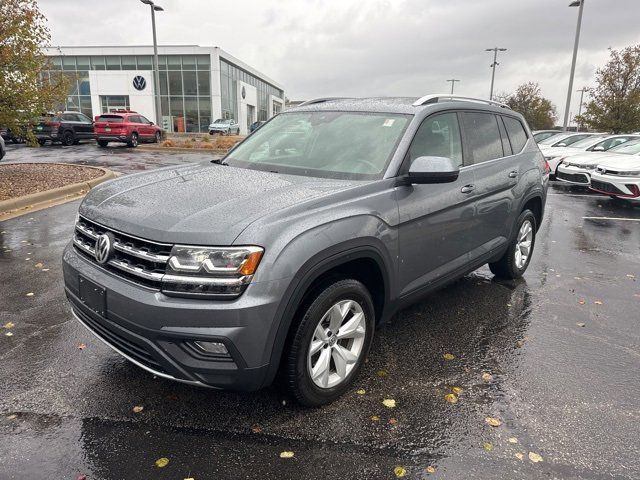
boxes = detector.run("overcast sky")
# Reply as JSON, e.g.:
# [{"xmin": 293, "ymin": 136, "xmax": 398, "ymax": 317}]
[{"xmin": 39, "ymin": 0, "xmax": 640, "ymax": 124}]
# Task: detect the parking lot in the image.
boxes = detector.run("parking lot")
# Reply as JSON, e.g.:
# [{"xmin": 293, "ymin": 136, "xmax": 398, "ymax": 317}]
[{"xmin": 1, "ymin": 143, "xmax": 639, "ymax": 479}]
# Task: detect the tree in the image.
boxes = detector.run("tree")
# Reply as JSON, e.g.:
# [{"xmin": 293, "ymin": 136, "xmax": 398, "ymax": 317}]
[
  {"xmin": 497, "ymin": 83, "xmax": 556, "ymax": 130},
  {"xmin": 0, "ymin": 0, "xmax": 69, "ymax": 142},
  {"xmin": 576, "ymin": 46, "xmax": 640, "ymax": 134}
]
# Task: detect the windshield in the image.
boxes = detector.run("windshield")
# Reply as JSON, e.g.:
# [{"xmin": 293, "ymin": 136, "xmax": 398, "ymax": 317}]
[
  {"xmin": 609, "ymin": 139, "xmax": 640, "ymax": 155},
  {"xmin": 224, "ymin": 111, "xmax": 411, "ymax": 180},
  {"xmin": 538, "ymin": 133, "xmax": 568, "ymax": 145},
  {"xmin": 212, "ymin": 119, "xmax": 229, "ymax": 124},
  {"xmin": 569, "ymin": 135, "xmax": 608, "ymax": 148}
]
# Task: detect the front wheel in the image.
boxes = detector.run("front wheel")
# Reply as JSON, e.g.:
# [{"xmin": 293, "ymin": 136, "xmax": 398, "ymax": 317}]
[
  {"xmin": 154, "ymin": 131, "xmax": 161, "ymax": 143},
  {"xmin": 489, "ymin": 210, "xmax": 537, "ymax": 279},
  {"xmin": 62, "ymin": 130, "xmax": 75, "ymax": 146},
  {"xmin": 127, "ymin": 133, "xmax": 138, "ymax": 148},
  {"xmin": 97, "ymin": 140, "xmax": 108, "ymax": 147},
  {"xmin": 284, "ymin": 279, "xmax": 375, "ymax": 406}
]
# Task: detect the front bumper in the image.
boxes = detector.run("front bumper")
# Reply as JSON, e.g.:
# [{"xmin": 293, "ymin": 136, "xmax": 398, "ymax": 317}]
[
  {"xmin": 589, "ymin": 173, "xmax": 640, "ymax": 201},
  {"xmin": 556, "ymin": 164, "xmax": 592, "ymax": 185},
  {"xmin": 62, "ymin": 243, "xmax": 288, "ymax": 390}
]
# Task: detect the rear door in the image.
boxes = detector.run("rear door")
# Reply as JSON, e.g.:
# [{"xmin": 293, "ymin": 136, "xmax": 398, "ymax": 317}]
[
  {"xmin": 75, "ymin": 113, "xmax": 94, "ymax": 138},
  {"xmin": 461, "ymin": 112, "xmax": 522, "ymax": 261},
  {"xmin": 396, "ymin": 111, "xmax": 478, "ymax": 297}
]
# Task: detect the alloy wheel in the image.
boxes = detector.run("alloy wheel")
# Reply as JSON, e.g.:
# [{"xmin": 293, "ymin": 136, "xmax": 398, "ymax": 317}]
[
  {"xmin": 515, "ymin": 219, "xmax": 533, "ymax": 269},
  {"xmin": 307, "ymin": 299, "xmax": 367, "ymax": 389}
]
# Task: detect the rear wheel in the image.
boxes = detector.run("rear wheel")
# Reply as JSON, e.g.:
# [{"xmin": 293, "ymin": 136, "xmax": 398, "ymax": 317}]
[
  {"xmin": 285, "ymin": 279, "xmax": 375, "ymax": 406},
  {"xmin": 97, "ymin": 140, "xmax": 108, "ymax": 147},
  {"xmin": 62, "ymin": 130, "xmax": 75, "ymax": 146},
  {"xmin": 127, "ymin": 133, "xmax": 138, "ymax": 148},
  {"xmin": 489, "ymin": 210, "xmax": 537, "ymax": 279},
  {"xmin": 37, "ymin": 139, "xmax": 46, "ymax": 146}
]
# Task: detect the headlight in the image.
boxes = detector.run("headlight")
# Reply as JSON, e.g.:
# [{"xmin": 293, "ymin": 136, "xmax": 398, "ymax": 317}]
[
  {"xmin": 614, "ymin": 171, "xmax": 640, "ymax": 177},
  {"xmin": 162, "ymin": 246, "xmax": 264, "ymax": 298}
]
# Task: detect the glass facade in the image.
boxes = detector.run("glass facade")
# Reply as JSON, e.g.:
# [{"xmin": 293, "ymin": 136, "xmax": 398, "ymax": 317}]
[
  {"xmin": 220, "ymin": 58, "xmax": 284, "ymax": 122},
  {"xmin": 45, "ymin": 54, "xmax": 212, "ymax": 132}
]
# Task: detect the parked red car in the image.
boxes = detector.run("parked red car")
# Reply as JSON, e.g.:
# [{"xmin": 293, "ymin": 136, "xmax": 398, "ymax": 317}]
[{"xmin": 94, "ymin": 110, "xmax": 163, "ymax": 147}]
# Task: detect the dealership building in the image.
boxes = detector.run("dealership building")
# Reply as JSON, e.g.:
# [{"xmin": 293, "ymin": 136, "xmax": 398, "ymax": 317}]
[{"xmin": 43, "ymin": 45, "xmax": 285, "ymax": 135}]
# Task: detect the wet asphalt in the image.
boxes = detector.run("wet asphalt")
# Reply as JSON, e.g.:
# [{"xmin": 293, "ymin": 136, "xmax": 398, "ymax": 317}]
[{"xmin": 1, "ymin": 143, "xmax": 639, "ymax": 480}]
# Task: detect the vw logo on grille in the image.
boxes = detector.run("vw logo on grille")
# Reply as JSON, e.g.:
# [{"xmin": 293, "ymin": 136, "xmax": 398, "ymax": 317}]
[
  {"xmin": 132, "ymin": 75, "xmax": 146, "ymax": 91},
  {"xmin": 95, "ymin": 233, "xmax": 113, "ymax": 265}
]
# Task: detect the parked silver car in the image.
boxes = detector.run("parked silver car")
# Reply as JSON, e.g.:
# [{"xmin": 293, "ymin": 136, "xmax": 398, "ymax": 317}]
[{"xmin": 208, "ymin": 118, "xmax": 240, "ymax": 135}]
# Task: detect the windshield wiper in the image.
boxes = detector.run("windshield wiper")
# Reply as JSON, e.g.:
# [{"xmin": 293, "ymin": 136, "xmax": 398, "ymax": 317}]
[{"xmin": 211, "ymin": 158, "xmax": 228, "ymax": 165}]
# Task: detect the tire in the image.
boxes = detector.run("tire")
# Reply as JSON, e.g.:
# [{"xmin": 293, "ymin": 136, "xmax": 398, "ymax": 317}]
[
  {"xmin": 97, "ymin": 140, "xmax": 109, "ymax": 147},
  {"xmin": 37, "ymin": 139, "xmax": 46, "ymax": 146},
  {"xmin": 154, "ymin": 131, "xmax": 161, "ymax": 143},
  {"xmin": 127, "ymin": 133, "xmax": 138, "ymax": 148},
  {"xmin": 489, "ymin": 210, "xmax": 537, "ymax": 279},
  {"xmin": 285, "ymin": 278, "xmax": 375, "ymax": 407},
  {"xmin": 62, "ymin": 130, "xmax": 75, "ymax": 146}
]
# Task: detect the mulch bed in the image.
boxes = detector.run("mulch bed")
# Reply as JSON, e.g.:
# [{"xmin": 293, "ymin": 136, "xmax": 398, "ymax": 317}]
[{"xmin": 0, "ymin": 163, "xmax": 103, "ymax": 202}]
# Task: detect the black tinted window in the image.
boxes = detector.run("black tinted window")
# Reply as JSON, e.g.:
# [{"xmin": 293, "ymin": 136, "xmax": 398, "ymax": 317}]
[
  {"xmin": 61, "ymin": 113, "xmax": 76, "ymax": 121},
  {"xmin": 129, "ymin": 116, "xmax": 142, "ymax": 124},
  {"xmin": 502, "ymin": 116, "xmax": 528, "ymax": 153},
  {"xmin": 408, "ymin": 112, "xmax": 463, "ymax": 167},
  {"xmin": 461, "ymin": 112, "xmax": 503, "ymax": 164}
]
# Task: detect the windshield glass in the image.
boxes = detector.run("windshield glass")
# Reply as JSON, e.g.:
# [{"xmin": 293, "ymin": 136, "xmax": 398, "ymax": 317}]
[
  {"xmin": 212, "ymin": 119, "xmax": 229, "ymax": 124},
  {"xmin": 570, "ymin": 135, "xmax": 608, "ymax": 148},
  {"xmin": 538, "ymin": 133, "xmax": 567, "ymax": 145},
  {"xmin": 224, "ymin": 111, "xmax": 411, "ymax": 179},
  {"xmin": 551, "ymin": 134, "xmax": 592, "ymax": 147},
  {"xmin": 609, "ymin": 140, "xmax": 640, "ymax": 155}
]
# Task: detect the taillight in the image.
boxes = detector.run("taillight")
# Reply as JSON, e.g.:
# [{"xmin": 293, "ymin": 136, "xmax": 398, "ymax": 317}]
[
  {"xmin": 543, "ymin": 159, "xmax": 551, "ymax": 175},
  {"xmin": 48, "ymin": 121, "xmax": 60, "ymax": 128}
]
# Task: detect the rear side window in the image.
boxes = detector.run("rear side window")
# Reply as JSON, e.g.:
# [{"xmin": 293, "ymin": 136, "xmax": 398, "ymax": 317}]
[
  {"xmin": 461, "ymin": 112, "xmax": 503, "ymax": 164},
  {"xmin": 502, "ymin": 116, "xmax": 528, "ymax": 153},
  {"xmin": 408, "ymin": 112, "xmax": 463, "ymax": 167}
]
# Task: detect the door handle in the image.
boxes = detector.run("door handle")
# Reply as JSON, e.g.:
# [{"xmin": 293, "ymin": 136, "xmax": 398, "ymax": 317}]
[
  {"xmin": 508, "ymin": 170, "xmax": 518, "ymax": 178},
  {"xmin": 461, "ymin": 184, "xmax": 475, "ymax": 194}
]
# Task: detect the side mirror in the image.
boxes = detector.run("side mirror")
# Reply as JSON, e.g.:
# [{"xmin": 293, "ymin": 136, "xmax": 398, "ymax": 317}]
[
  {"xmin": 555, "ymin": 142, "xmax": 567, "ymax": 147},
  {"xmin": 148, "ymin": 121, "xmax": 154, "ymax": 125},
  {"xmin": 591, "ymin": 145, "xmax": 605, "ymax": 151},
  {"xmin": 406, "ymin": 156, "xmax": 460, "ymax": 184}
]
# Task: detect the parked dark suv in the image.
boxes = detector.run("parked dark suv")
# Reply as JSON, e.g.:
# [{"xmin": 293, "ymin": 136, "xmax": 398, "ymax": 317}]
[
  {"xmin": 34, "ymin": 111, "xmax": 95, "ymax": 146},
  {"xmin": 63, "ymin": 95, "xmax": 548, "ymax": 406}
]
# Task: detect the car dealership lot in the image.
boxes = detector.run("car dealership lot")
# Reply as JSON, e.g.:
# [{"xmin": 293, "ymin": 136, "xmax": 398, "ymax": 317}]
[{"xmin": 1, "ymin": 146, "xmax": 639, "ymax": 479}]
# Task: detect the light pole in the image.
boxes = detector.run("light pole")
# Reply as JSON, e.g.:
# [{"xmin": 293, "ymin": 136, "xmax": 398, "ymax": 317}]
[
  {"xmin": 562, "ymin": 0, "xmax": 585, "ymax": 131},
  {"xmin": 446, "ymin": 79, "xmax": 460, "ymax": 95},
  {"xmin": 485, "ymin": 47, "xmax": 507, "ymax": 101},
  {"xmin": 576, "ymin": 86, "xmax": 587, "ymax": 130},
  {"xmin": 140, "ymin": 0, "xmax": 163, "ymax": 126}
]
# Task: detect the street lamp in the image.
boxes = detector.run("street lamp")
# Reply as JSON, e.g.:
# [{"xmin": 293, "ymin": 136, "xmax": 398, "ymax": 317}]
[
  {"xmin": 576, "ymin": 86, "xmax": 588, "ymax": 130},
  {"xmin": 562, "ymin": 0, "xmax": 585, "ymax": 131},
  {"xmin": 485, "ymin": 47, "xmax": 507, "ymax": 101},
  {"xmin": 140, "ymin": 0, "xmax": 163, "ymax": 126},
  {"xmin": 446, "ymin": 79, "xmax": 460, "ymax": 95}
]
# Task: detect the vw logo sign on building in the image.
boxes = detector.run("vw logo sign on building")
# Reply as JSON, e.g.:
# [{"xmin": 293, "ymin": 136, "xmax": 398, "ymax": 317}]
[
  {"xmin": 132, "ymin": 75, "xmax": 147, "ymax": 91},
  {"xmin": 94, "ymin": 233, "xmax": 113, "ymax": 265},
  {"xmin": 241, "ymin": 86, "xmax": 246, "ymax": 99}
]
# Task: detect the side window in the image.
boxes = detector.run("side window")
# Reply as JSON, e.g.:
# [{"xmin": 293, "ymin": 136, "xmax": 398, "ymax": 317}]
[
  {"xmin": 461, "ymin": 112, "xmax": 503, "ymax": 164},
  {"xmin": 408, "ymin": 112, "xmax": 463, "ymax": 167},
  {"xmin": 129, "ymin": 115, "xmax": 141, "ymax": 124},
  {"xmin": 139, "ymin": 116, "xmax": 150, "ymax": 124},
  {"xmin": 62, "ymin": 113, "xmax": 76, "ymax": 122},
  {"xmin": 497, "ymin": 116, "xmax": 512, "ymax": 156},
  {"xmin": 502, "ymin": 116, "xmax": 528, "ymax": 153}
]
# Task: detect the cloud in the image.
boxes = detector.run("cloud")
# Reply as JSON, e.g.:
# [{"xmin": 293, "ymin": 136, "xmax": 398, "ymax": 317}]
[{"xmin": 39, "ymin": 0, "xmax": 640, "ymax": 123}]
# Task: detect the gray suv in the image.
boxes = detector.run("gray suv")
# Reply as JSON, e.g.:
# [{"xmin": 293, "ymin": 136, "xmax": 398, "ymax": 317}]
[{"xmin": 63, "ymin": 95, "xmax": 548, "ymax": 406}]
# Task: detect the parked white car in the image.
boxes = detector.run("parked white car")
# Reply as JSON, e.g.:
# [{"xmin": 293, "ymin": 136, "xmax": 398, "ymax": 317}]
[
  {"xmin": 208, "ymin": 118, "xmax": 240, "ymax": 135},
  {"xmin": 542, "ymin": 134, "xmax": 639, "ymax": 175},
  {"xmin": 590, "ymin": 155, "xmax": 640, "ymax": 202},
  {"xmin": 556, "ymin": 139, "xmax": 640, "ymax": 186}
]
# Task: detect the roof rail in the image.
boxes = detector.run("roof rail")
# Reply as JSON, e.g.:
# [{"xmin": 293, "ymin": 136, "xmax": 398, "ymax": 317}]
[
  {"xmin": 413, "ymin": 94, "xmax": 510, "ymax": 109},
  {"xmin": 297, "ymin": 97, "xmax": 353, "ymax": 107}
]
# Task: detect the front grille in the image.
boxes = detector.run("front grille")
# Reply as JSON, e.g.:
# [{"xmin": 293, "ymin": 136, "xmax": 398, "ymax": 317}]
[
  {"xmin": 591, "ymin": 180, "xmax": 624, "ymax": 195},
  {"xmin": 76, "ymin": 307, "xmax": 167, "ymax": 374},
  {"xmin": 557, "ymin": 170, "xmax": 589, "ymax": 184},
  {"xmin": 73, "ymin": 216, "xmax": 172, "ymax": 289}
]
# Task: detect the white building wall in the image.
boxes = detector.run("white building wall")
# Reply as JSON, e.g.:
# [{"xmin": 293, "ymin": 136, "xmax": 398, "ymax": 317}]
[
  {"xmin": 88, "ymin": 70, "xmax": 157, "ymax": 122},
  {"xmin": 237, "ymin": 81, "xmax": 257, "ymax": 135},
  {"xmin": 268, "ymin": 95, "xmax": 285, "ymax": 117}
]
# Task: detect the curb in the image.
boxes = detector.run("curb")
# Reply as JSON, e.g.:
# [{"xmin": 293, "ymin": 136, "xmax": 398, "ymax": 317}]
[{"xmin": 0, "ymin": 164, "xmax": 118, "ymax": 218}]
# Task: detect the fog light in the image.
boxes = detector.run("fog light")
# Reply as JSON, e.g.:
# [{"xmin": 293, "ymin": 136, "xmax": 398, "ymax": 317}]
[{"xmin": 193, "ymin": 341, "xmax": 228, "ymax": 355}]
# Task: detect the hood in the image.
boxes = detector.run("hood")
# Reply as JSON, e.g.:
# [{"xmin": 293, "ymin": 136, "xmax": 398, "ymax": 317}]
[
  {"xmin": 597, "ymin": 155, "xmax": 640, "ymax": 170},
  {"xmin": 79, "ymin": 162, "xmax": 358, "ymax": 244},
  {"xmin": 539, "ymin": 146, "xmax": 584, "ymax": 158},
  {"xmin": 562, "ymin": 151, "xmax": 621, "ymax": 166}
]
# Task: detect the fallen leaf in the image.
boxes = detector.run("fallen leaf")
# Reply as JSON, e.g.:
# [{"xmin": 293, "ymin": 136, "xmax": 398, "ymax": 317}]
[
  {"xmin": 508, "ymin": 437, "xmax": 519, "ymax": 444},
  {"xmin": 4, "ymin": 322, "xmax": 14, "ymax": 329},
  {"xmin": 578, "ymin": 299, "xmax": 585, "ymax": 305},
  {"xmin": 5, "ymin": 332, "xmax": 13, "ymax": 337},
  {"xmin": 34, "ymin": 262, "xmax": 43, "ymax": 268},
  {"xmin": 444, "ymin": 393, "xmax": 458, "ymax": 404},
  {"xmin": 388, "ymin": 418, "xmax": 397, "ymax": 425},
  {"xmin": 485, "ymin": 416, "xmax": 502, "ymax": 427},
  {"xmin": 184, "ymin": 478, "xmax": 195, "ymax": 480},
  {"xmin": 576, "ymin": 322, "xmax": 586, "ymax": 328},
  {"xmin": 279, "ymin": 451, "xmax": 295, "ymax": 459},
  {"xmin": 25, "ymin": 292, "xmax": 34, "ymax": 297},
  {"xmin": 76, "ymin": 475, "xmax": 87, "ymax": 480},
  {"xmin": 515, "ymin": 452, "xmax": 524, "ymax": 460},
  {"xmin": 25, "ymin": 258, "xmax": 30, "ymax": 261},
  {"xmin": 42, "ymin": 268, "xmax": 50, "ymax": 272},
  {"xmin": 376, "ymin": 370, "xmax": 388, "ymax": 377},
  {"xmin": 132, "ymin": 405, "xmax": 144, "ymax": 413},
  {"xmin": 78, "ymin": 343, "xmax": 86, "ymax": 350},
  {"xmin": 483, "ymin": 442, "xmax": 494, "ymax": 451},
  {"xmin": 482, "ymin": 372, "xmax": 493, "ymax": 381},
  {"xmin": 394, "ymin": 466, "xmax": 407, "ymax": 477},
  {"xmin": 7, "ymin": 414, "xmax": 17, "ymax": 420},
  {"xmin": 371, "ymin": 415, "xmax": 380, "ymax": 421},
  {"xmin": 528, "ymin": 452, "xmax": 543, "ymax": 463},
  {"xmin": 516, "ymin": 340, "xmax": 525, "ymax": 348},
  {"xmin": 594, "ymin": 300, "xmax": 603, "ymax": 305},
  {"xmin": 443, "ymin": 353, "xmax": 455, "ymax": 360},
  {"xmin": 425, "ymin": 466, "xmax": 436, "ymax": 474},
  {"xmin": 382, "ymin": 399, "xmax": 396, "ymax": 408},
  {"xmin": 155, "ymin": 457, "xmax": 169, "ymax": 468},
  {"xmin": 452, "ymin": 386, "xmax": 463, "ymax": 395},
  {"xmin": 627, "ymin": 274, "xmax": 635, "ymax": 279},
  {"xmin": 356, "ymin": 389, "xmax": 366, "ymax": 395}
]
